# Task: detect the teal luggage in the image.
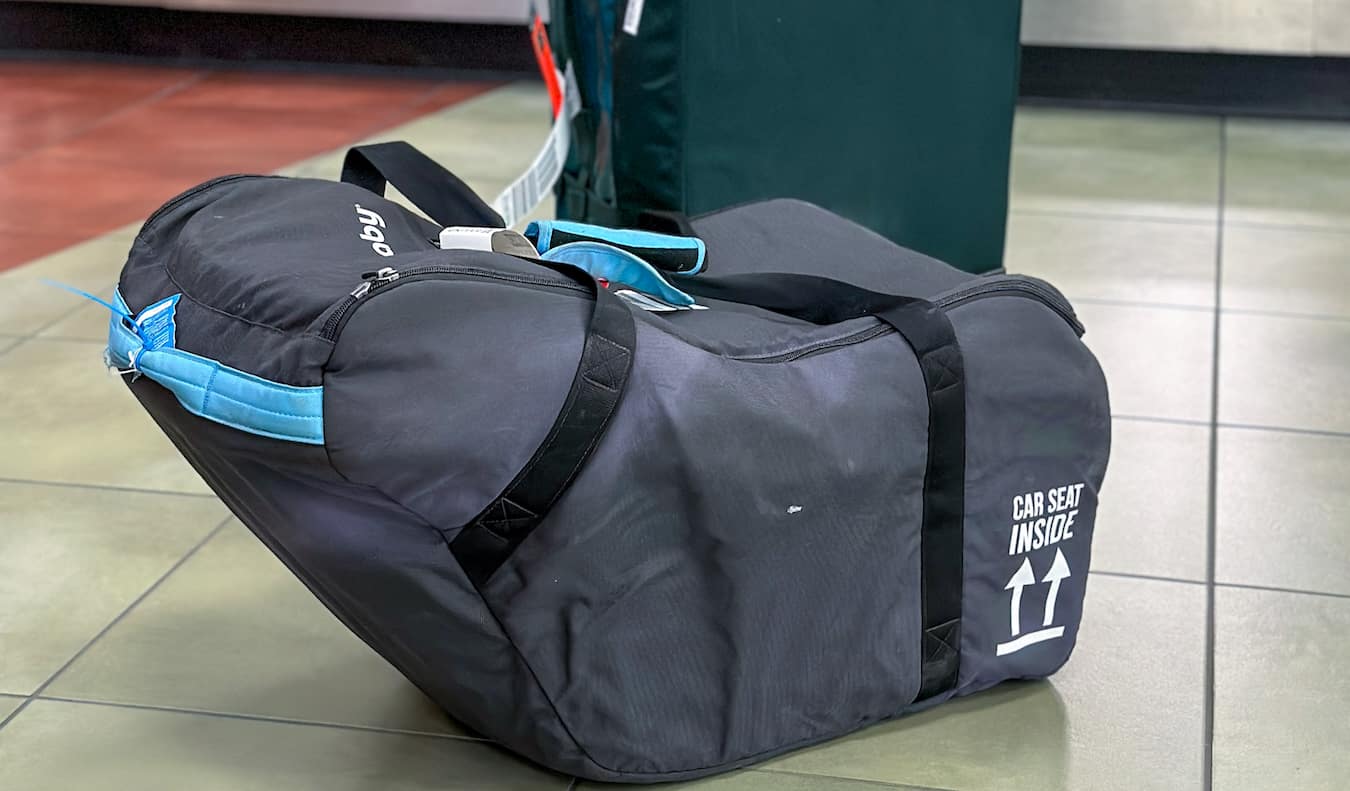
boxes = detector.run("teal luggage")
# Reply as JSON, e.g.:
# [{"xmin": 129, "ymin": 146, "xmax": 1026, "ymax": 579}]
[{"xmin": 550, "ymin": 1, "xmax": 1023, "ymax": 274}]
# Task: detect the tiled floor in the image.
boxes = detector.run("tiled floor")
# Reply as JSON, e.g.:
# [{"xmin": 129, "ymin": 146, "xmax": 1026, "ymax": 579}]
[{"xmin": 1, "ymin": 62, "xmax": 1348, "ymax": 790}]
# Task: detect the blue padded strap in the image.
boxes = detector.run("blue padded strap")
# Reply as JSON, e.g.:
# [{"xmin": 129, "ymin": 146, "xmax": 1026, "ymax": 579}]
[
  {"xmin": 107, "ymin": 291, "xmax": 324, "ymax": 445},
  {"xmin": 526, "ymin": 219, "xmax": 707, "ymax": 274},
  {"xmin": 541, "ymin": 242, "xmax": 695, "ymax": 307}
]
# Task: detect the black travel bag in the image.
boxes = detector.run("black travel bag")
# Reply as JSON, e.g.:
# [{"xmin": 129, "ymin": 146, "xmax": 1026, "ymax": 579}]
[{"xmin": 106, "ymin": 142, "xmax": 1109, "ymax": 782}]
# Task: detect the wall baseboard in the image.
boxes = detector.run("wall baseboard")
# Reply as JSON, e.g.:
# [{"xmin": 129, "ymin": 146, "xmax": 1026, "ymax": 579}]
[
  {"xmin": 0, "ymin": 1, "xmax": 537, "ymax": 76},
  {"xmin": 5, "ymin": 4, "xmax": 1350, "ymax": 121},
  {"xmin": 1021, "ymin": 45, "xmax": 1350, "ymax": 120}
]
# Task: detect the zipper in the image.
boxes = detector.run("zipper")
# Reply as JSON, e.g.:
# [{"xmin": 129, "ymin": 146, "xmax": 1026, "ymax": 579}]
[
  {"xmin": 139, "ymin": 174, "xmax": 262, "ymax": 235},
  {"xmin": 319, "ymin": 263, "xmax": 589, "ymax": 341},
  {"xmin": 742, "ymin": 325, "xmax": 891, "ymax": 364},
  {"xmin": 935, "ymin": 276, "xmax": 1083, "ymax": 337},
  {"xmin": 741, "ymin": 276, "xmax": 1082, "ymax": 363},
  {"xmin": 320, "ymin": 267, "xmax": 1082, "ymax": 358}
]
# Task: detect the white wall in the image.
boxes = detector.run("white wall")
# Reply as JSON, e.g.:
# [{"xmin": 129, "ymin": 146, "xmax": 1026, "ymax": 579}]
[{"xmin": 1022, "ymin": 0, "xmax": 1350, "ymax": 56}]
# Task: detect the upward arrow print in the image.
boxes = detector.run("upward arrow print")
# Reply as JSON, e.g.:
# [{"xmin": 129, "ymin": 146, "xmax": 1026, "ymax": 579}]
[
  {"xmin": 1004, "ymin": 557, "xmax": 1036, "ymax": 637},
  {"xmin": 1041, "ymin": 548, "xmax": 1072, "ymax": 627}
]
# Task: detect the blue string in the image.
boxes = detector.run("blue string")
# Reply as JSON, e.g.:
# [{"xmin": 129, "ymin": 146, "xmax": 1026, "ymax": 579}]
[{"xmin": 41, "ymin": 279, "xmax": 130, "ymax": 318}]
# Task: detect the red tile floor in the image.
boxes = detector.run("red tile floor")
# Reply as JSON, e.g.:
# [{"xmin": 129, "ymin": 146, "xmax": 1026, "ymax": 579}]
[{"xmin": 0, "ymin": 61, "xmax": 498, "ymax": 272}]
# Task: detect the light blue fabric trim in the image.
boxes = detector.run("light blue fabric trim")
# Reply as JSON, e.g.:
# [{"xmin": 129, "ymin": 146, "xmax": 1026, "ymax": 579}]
[
  {"xmin": 525, "ymin": 219, "xmax": 707, "ymax": 275},
  {"xmin": 541, "ymin": 242, "xmax": 696, "ymax": 307},
  {"xmin": 109, "ymin": 291, "xmax": 324, "ymax": 445}
]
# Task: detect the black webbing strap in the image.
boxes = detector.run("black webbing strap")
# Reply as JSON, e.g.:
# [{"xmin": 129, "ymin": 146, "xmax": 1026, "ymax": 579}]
[
  {"xmin": 449, "ymin": 280, "xmax": 636, "ymax": 588},
  {"xmin": 680, "ymin": 273, "xmax": 966, "ymax": 700},
  {"xmin": 341, "ymin": 141, "xmax": 505, "ymax": 228},
  {"xmin": 446, "ymin": 266, "xmax": 965, "ymax": 699}
]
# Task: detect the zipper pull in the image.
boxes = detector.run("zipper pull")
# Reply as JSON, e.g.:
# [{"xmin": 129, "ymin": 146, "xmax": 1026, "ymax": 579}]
[{"xmin": 350, "ymin": 266, "xmax": 400, "ymax": 298}]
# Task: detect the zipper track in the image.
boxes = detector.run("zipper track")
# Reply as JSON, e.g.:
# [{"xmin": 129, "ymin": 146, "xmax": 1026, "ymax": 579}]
[
  {"xmin": 935, "ymin": 277, "xmax": 1084, "ymax": 336},
  {"xmin": 741, "ymin": 324, "xmax": 891, "ymax": 363},
  {"xmin": 319, "ymin": 264, "xmax": 590, "ymax": 340},
  {"xmin": 321, "ymin": 268, "xmax": 1083, "ymax": 360}
]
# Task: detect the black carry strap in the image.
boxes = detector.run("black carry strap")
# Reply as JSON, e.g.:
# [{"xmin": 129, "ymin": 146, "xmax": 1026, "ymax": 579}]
[
  {"xmin": 449, "ymin": 279, "xmax": 636, "ymax": 588},
  {"xmin": 341, "ymin": 141, "xmax": 505, "ymax": 228},
  {"xmin": 449, "ymin": 268, "xmax": 964, "ymax": 701},
  {"xmin": 680, "ymin": 273, "xmax": 966, "ymax": 701}
]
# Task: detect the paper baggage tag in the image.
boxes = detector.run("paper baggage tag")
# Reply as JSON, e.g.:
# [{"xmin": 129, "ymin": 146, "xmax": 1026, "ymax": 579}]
[
  {"xmin": 614, "ymin": 289, "xmax": 708, "ymax": 312},
  {"xmin": 491, "ymin": 63, "xmax": 580, "ymax": 228},
  {"xmin": 133, "ymin": 294, "xmax": 181, "ymax": 351}
]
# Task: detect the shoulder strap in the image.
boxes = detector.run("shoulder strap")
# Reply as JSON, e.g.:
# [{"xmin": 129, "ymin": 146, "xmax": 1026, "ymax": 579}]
[{"xmin": 341, "ymin": 141, "xmax": 504, "ymax": 228}]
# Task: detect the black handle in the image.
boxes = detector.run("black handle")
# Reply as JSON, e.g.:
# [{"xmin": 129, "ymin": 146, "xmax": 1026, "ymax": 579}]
[
  {"xmin": 341, "ymin": 141, "xmax": 504, "ymax": 228},
  {"xmin": 684, "ymin": 272, "xmax": 965, "ymax": 700},
  {"xmin": 449, "ymin": 268, "xmax": 966, "ymax": 703}
]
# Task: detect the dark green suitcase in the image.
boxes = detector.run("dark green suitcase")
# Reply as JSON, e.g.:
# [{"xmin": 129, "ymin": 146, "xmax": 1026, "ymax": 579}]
[{"xmin": 551, "ymin": 1, "xmax": 1022, "ymax": 274}]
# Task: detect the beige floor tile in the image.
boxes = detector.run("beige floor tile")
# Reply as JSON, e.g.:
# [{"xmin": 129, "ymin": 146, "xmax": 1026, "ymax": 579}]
[
  {"xmin": 0, "ymin": 699, "xmax": 566, "ymax": 791},
  {"xmin": 1005, "ymin": 213, "xmax": 1217, "ymax": 308},
  {"xmin": 0, "ymin": 696, "xmax": 24, "ymax": 721},
  {"xmin": 0, "ymin": 226, "xmax": 138, "ymax": 335},
  {"xmin": 1217, "ymin": 428, "xmax": 1350, "ymax": 595},
  {"xmin": 1222, "ymin": 225, "xmax": 1350, "ymax": 318},
  {"xmin": 1213, "ymin": 587, "xmax": 1350, "ymax": 790},
  {"xmin": 35, "ymin": 300, "xmax": 113, "ymax": 341},
  {"xmin": 1092, "ymin": 419, "xmax": 1209, "ymax": 581},
  {"xmin": 1218, "ymin": 312, "xmax": 1350, "ymax": 433},
  {"xmin": 1010, "ymin": 109, "xmax": 1221, "ymax": 220},
  {"xmin": 763, "ymin": 576, "xmax": 1206, "ymax": 791},
  {"xmin": 0, "ymin": 481, "xmax": 225, "ymax": 694},
  {"xmin": 580, "ymin": 769, "xmax": 927, "ymax": 790},
  {"xmin": 1225, "ymin": 118, "xmax": 1350, "ymax": 228},
  {"xmin": 0, "ymin": 339, "xmax": 210, "ymax": 492},
  {"xmin": 48, "ymin": 522, "xmax": 461, "ymax": 735},
  {"xmin": 1076, "ymin": 302, "xmax": 1214, "ymax": 421}
]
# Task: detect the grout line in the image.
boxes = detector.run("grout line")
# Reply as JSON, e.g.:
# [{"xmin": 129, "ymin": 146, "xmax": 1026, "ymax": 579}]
[
  {"xmin": 10, "ymin": 333, "xmax": 108, "ymax": 346},
  {"xmin": 0, "ymin": 516, "xmax": 232, "ymax": 733},
  {"xmin": 1217, "ymin": 422, "xmax": 1350, "ymax": 440},
  {"xmin": 0, "ymin": 476, "xmax": 220, "ymax": 500},
  {"xmin": 1201, "ymin": 115, "xmax": 1227, "ymax": 791},
  {"xmin": 33, "ymin": 695, "xmax": 491, "ymax": 743},
  {"xmin": 1219, "ymin": 306, "xmax": 1350, "ymax": 324},
  {"xmin": 25, "ymin": 301, "xmax": 98, "ymax": 340},
  {"xmin": 1066, "ymin": 296, "xmax": 1349, "ymax": 325},
  {"xmin": 1091, "ymin": 570, "xmax": 1207, "ymax": 586},
  {"xmin": 1215, "ymin": 577, "xmax": 1350, "ymax": 596},
  {"xmin": 1073, "ymin": 297, "xmax": 1214, "ymax": 313},
  {"xmin": 1223, "ymin": 217, "xmax": 1350, "ymax": 235},
  {"xmin": 758, "ymin": 767, "xmax": 957, "ymax": 791},
  {"xmin": 1093, "ymin": 570, "xmax": 1350, "ymax": 601},
  {"xmin": 1009, "ymin": 206, "xmax": 1219, "ymax": 227},
  {"xmin": 1110, "ymin": 413, "xmax": 1210, "ymax": 428},
  {"xmin": 0, "ymin": 71, "xmax": 207, "ymax": 169},
  {"xmin": 1111, "ymin": 414, "xmax": 1350, "ymax": 440}
]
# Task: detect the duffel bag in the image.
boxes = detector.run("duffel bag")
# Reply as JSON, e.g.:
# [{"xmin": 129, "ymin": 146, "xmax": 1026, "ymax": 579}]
[{"xmin": 105, "ymin": 141, "xmax": 1110, "ymax": 783}]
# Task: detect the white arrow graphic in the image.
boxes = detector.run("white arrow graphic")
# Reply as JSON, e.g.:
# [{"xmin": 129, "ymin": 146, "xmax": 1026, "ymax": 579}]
[
  {"xmin": 1004, "ymin": 557, "xmax": 1036, "ymax": 637},
  {"xmin": 1041, "ymin": 548, "xmax": 1072, "ymax": 627}
]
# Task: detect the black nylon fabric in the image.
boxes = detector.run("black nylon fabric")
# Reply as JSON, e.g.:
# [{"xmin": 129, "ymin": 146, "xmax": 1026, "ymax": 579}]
[
  {"xmin": 678, "ymin": 273, "xmax": 965, "ymax": 699},
  {"xmin": 451, "ymin": 281, "xmax": 636, "ymax": 587},
  {"xmin": 114, "ymin": 154, "xmax": 1110, "ymax": 783}
]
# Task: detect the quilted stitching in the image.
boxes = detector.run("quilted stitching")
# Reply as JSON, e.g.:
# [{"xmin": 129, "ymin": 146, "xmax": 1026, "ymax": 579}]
[
  {"xmin": 478, "ymin": 498, "xmax": 537, "ymax": 539},
  {"xmin": 583, "ymin": 336, "xmax": 629, "ymax": 390}
]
